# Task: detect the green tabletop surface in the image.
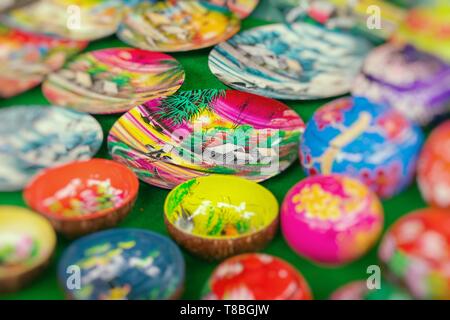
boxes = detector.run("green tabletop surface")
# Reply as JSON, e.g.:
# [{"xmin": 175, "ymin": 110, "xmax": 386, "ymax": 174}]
[{"xmin": 0, "ymin": 16, "xmax": 429, "ymax": 300}]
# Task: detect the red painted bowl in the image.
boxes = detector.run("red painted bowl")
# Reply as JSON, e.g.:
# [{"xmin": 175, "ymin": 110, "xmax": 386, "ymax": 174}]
[{"xmin": 24, "ymin": 159, "xmax": 139, "ymax": 237}]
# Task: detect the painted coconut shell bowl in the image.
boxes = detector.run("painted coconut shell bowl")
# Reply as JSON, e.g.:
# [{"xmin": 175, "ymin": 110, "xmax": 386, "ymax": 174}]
[
  {"xmin": 379, "ymin": 207, "xmax": 450, "ymax": 300},
  {"xmin": 0, "ymin": 0, "xmax": 124, "ymax": 41},
  {"xmin": 58, "ymin": 229, "xmax": 185, "ymax": 300},
  {"xmin": 108, "ymin": 89, "xmax": 305, "ymax": 189},
  {"xmin": 281, "ymin": 175, "xmax": 384, "ymax": 266},
  {"xmin": 42, "ymin": 48, "xmax": 185, "ymax": 114},
  {"xmin": 0, "ymin": 206, "xmax": 56, "ymax": 293},
  {"xmin": 0, "ymin": 105, "xmax": 103, "ymax": 192},
  {"xmin": 417, "ymin": 120, "xmax": 450, "ymax": 209},
  {"xmin": 203, "ymin": 253, "xmax": 312, "ymax": 300},
  {"xmin": 24, "ymin": 159, "xmax": 139, "ymax": 238},
  {"xmin": 300, "ymin": 97, "xmax": 424, "ymax": 198},
  {"xmin": 164, "ymin": 175, "xmax": 279, "ymax": 260},
  {"xmin": 117, "ymin": 0, "xmax": 241, "ymax": 52}
]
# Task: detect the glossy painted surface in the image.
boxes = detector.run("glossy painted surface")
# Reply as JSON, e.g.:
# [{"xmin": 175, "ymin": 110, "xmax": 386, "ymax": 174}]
[
  {"xmin": 0, "ymin": 24, "xmax": 87, "ymax": 98},
  {"xmin": 417, "ymin": 121, "xmax": 450, "ymax": 209},
  {"xmin": 117, "ymin": 0, "xmax": 241, "ymax": 52},
  {"xmin": 0, "ymin": 0, "xmax": 123, "ymax": 40},
  {"xmin": 353, "ymin": 44, "xmax": 450, "ymax": 125},
  {"xmin": 207, "ymin": 0, "xmax": 259, "ymax": 18},
  {"xmin": 164, "ymin": 175, "xmax": 278, "ymax": 239},
  {"xmin": 0, "ymin": 206, "xmax": 56, "ymax": 281},
  {"xmin": 209, "ymin": 22, "xmax": 372, "ymax": 100},
  {"xmin": 379, "ymin": 208, "xmax": 450, "ymax": 299},
  {"xmin": 0, "ymin": 106, "xmax": 103, "ymax": 191},
  {"xmin": 300, "ymin": 97, "xmax": 424, "ymax": 198},
  {"xmin": 24, "ymin": 159, "xmax": 139, "ymax": 220},
  {"xmin": 281, "ymin": 175, "xmax": 384, "ymax": 265},
  {"xmin": 42, "ymin": 48, "xmax": 185, "ymax": 114},
  {"xmin": 58, "ymin": 229, "xmax": 185, "ymax": 300},
  {"xmin": 108, "ymin": 89, "xmax": 304, "ymax": 189},
  {"xmin": 204, "ymin": 253, "xmax": 312, "ymax": 300}
]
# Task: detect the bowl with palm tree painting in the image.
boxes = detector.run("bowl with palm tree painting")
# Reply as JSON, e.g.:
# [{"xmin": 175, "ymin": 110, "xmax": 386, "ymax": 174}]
[
  {"xmin": 108, "ymin": 89, "xmax": 305, "ymax": 189},
  {"xmin": 163, "ymin": 175, "xmax": 279, "ymax": 260}
]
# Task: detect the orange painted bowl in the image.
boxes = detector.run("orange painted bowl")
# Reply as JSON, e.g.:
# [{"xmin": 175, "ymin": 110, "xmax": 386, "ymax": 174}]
[
  {"xmin": 0, "ymin": 206, "xmax": 56, "ymax": 293},
  {"xmin": 24, "ymin": 159, "xmax": 139, "ymax": 238}
]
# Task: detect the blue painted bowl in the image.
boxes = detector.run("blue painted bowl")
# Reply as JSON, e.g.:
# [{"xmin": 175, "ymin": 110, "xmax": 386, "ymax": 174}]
[
  {"xmin": 300, "ymin": 97, "xmax": 424, "ymax": 198},
  {"xmin": 58, "ymin": 229, "xmax": 185, "ymax": 300},
  {"xmin": 0, "ymin": 105, "xmax": 103, "ymax": 191}
]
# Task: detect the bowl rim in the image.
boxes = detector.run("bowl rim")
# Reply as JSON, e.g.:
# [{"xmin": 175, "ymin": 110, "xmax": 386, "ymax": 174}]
[{"xmin": 23, "ymin": 158, "xmax": 139, "ymax": 222}]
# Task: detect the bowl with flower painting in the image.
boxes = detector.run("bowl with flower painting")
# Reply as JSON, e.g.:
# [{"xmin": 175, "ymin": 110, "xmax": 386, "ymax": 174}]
[
  {"xmin": 164, "ymin": 175, "xmax": 279, "ymax": 260},
  {"xmin": 0, "ymin": 206, "xmax": 56, "ymax": 293},
  {"xmin": 24, "ymin": 159, "xmax": 139, "ymax": 238},
  {"xmin": 300, "ymin": 96, "xmax": 424, "ymax": 198}
]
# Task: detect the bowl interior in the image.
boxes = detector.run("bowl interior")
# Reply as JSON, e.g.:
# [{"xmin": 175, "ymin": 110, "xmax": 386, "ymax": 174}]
[
  {"xmin": 164, "ymin": 175, "xmax": 279, "ymax": 239},
  {"xmin": 25, "ymin": 159, "xmax": 138, "ymax": 220},
  {"xmin": 0, "ymin": 206, "xmax": 56, "ymax": 278}
]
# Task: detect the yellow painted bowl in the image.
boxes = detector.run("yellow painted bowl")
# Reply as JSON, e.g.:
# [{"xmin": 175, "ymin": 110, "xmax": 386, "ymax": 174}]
[
  {"xmin": 0, "ymin": 206, "xmax": 57, "ymax": 293},
  {"xmin": 164, "ymin": 175, "xmax": 279, "ymax": 260}
]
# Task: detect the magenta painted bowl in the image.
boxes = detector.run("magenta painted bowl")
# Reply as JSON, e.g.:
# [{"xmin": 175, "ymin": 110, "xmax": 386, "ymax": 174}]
[{"xmin": 281, "ymin": 174, "xmax": 384, "ymax": 265}]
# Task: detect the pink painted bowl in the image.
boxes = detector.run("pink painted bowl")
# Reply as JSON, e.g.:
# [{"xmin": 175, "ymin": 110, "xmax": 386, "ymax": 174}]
[{"xmin": 281, "ymin": 174, "xmax": 384, "ymax": 265}]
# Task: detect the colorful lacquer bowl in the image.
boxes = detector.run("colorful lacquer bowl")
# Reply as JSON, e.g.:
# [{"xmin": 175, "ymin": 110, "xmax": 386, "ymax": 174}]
[
  {"xmin": 164, "ymin": 175, "xmax": 279, "ymax": 260},
  {"xmin": 117, "ymin": 0, "xmax": 241, "ymax": 52},
  {"xmin": 207, "ymin": 0, "xmax": 259, "ymax": 18},
  {"xmin": 203, "ymin": 253, "xmax": 312, "ymax": 300},
  {"xmin": 24, "ymin": 159, "xmax": 139, "ymax": 238},
  {"xmin": 418, "ymin": 120, "xmax": 450, "ymax": 209},
  {"xmin": 379, "ymin": 208, "xmax": 450, "ymax": 300},
  {"xmin": 0, "ymin": 24, "xmax": 87, "ymax": 98},
  {"xmin": 108, "ymin": 89, "xmax": 305, "ymax": 189},
  {"xmin": 352, "ymin": 43, "xmax": 450, "ymax": 125},
  {"xmin": 0, "ymin": 206, "xmax": 56, "ymax": 293},
  {"xmin": 300, "ymin": 97, "xmax": 424, "ymax": 198},
  {"xmin": 42, "ymin": 48, "xmax": 185, "ymax": 114},
  {"xmin": 0, "ymin": 0, "xmax": 123, "ymax": 40},
  {"xmin": 394, "ymin": 4, "xmax": 450, "ymax": 63},
  {"xmin": 281, "ymin": 175, "xmax": 384, "ymax": 265},
  {"xmin": 58, "ymin": 229, "xmax": 185, "ymax": 300},
  {"xmin": 209, "ymin": 22, "xmax": 372, "ymax": 100},
  {"xmin": 330, "ymin": 280, "xmax": 411, "ymax": 300},
  {"xmin": 0, "ymin": 105, "xmax": 103, "ymax": 191}
]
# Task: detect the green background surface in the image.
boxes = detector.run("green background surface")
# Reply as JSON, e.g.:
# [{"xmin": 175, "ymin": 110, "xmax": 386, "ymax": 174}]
[{"xmin": 0, "ymin": 16, "xmax": 429, "ymax": 300}]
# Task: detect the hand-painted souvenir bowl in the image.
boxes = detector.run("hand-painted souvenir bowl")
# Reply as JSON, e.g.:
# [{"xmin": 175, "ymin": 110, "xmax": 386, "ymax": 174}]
[
  {"xmin": 117, "ymin": 0, "xmax": 241, "ymax": 52},
  {"xmin": 394, "ymin": 4, "xmax": 450, "ymax": 63},
  {"xmin": 207, "ymin": 0, "xmax": 259, "ymax": 18},
  {"xmin": 0, "ymin": 206, "xmax": 56, "ymax": 293},
  {"xmin": 379, "ymin": 208, "xmax": 450, "ymax": 300},
  {"xmin": 281, "ymin": 175, "xmax": 384, "ymax": 265},
  {"xmin": 24, "ymin": 159, "xmax": 139, "ymax": 238},
  {"xmin": 0, "ymin": 0, "xmax": 124, "ymax": 40},
  {"xmin": 58, "ymin": 229, "xmax": 185, "ymax": 300},
  {"xmin": 0, "ymin": 24, "xmax": 87, "ymax": 98},
  {"xmin": 352, "ymin": 43, "xmax": 450, "ymax": 125},
  {"xmin": 203, "ymin": 253, "xmax": 312, "ymax": 300},
  {"xmin": 108, "ymin": 89, "xmax": 305, "ymax": 189},
  {"xmin": 42, "ymin": 48, "xmax": 185, "ymax": 114},
  {"xmin": 418, "ymin": 121, "xmax": 450, "ymax": 209},
  {"xmin": 164, "ymin": 175, "xmax": 278, "ymax": 260},
  {"xmin": 209, "ymin": 22, "xmax": 372, "ymax": 100},
  {"xmin": 330, "ymin": 280, "xmax": 412, "ymax": 300},
  {"xmin": 0, "ymin": 106, "xmax": 103, "ymax": 192},
  {"xmin": 300, "ymin": 97, "xmax": 424, "ymax": 198},
  {"xmin": 280, "ymin": 0, "xmax": 405, "ymax": 42}
]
